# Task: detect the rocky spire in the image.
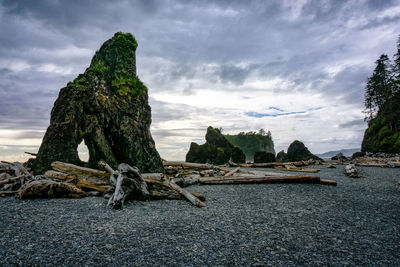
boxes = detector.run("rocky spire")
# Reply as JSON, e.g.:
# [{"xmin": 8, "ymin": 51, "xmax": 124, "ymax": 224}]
[{"xmin": 32, "ymin": 32, "xmax": 164, "ymax": 174}]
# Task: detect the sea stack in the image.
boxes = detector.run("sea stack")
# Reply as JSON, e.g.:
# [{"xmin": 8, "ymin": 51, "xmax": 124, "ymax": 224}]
[{"xmin": 32, "ymin": 32, "xmax": 164, "ymax": 174}]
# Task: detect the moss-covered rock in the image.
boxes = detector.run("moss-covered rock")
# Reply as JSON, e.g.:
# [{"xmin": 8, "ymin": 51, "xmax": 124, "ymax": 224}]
[
  {"xmin": 32, "ymin": 32, "xmax": 164, "ymax": 174},
  {"xmin": 276, "ymin": 150, "xmax": 288, "ymax": 162},
  {"xmin": 361, "ymin": 110, "xmax": 400, "ymax": 153},
  {"xmin": 253, "ymin": 151, "xmax": 275, "ymax": 163},
  {"xmin": 185, "ymin": 127, "xmax": 245, "ymax": 164},
  {"xmin": 224, "ymin": 131, "xmax": 275, "ymax": 161},
  {"xmin": 231, "ymin": 147, "xmax": 246, "ymax": 163},
  {"xmin": 286, "ymin": 140, "xmax": 321, "ymax": 162}
]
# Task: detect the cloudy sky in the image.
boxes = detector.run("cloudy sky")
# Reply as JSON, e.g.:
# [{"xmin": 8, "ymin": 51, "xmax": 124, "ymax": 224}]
[{"xmin": 0, "ymin": 0, "xmax": 399, "ymax": 162}]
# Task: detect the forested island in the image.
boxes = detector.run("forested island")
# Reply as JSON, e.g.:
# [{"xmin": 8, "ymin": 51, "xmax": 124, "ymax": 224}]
[{"xmin": 362, "ymin": 37, "xmax": 400, "ymax": 154}]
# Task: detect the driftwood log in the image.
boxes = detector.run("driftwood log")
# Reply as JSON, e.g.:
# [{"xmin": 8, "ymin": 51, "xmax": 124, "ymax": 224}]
[
  {"xmin": 168, "ymin": 180, "xmax": 206, "ymax": 207},
  {"xmin": 44, "ymin": 170, "xmax": 108, "ymax": 193},
  {"xmin": 224, "ymin": 167, "xmax": 240, "ymax": 177},
  {"xmin": 198, "ymin": 175, "xmax": 336, "ymax": 186},
  {"xmin": 51, "ymin": 161, "xmax": 109, "ymax": 185},
  {"xmin": 17, "ymin": 179, "xmax": 87, "ymax": 199},
  {"xmin": 274, "ymin": 166, "xmax": 320, "ymax": 173},
  {"xmin": 100, "ymin": 161, "xmax": 150, "ymax": 210},
  {"xmin": 100, "ymin": 161, "xmax": 206, "ymax": 208}
]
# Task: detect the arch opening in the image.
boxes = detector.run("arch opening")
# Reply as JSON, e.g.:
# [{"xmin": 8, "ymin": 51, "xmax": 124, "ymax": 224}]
[{"xmin": 77, "ymin": 140, "xmax": 89, "ymax": 163}]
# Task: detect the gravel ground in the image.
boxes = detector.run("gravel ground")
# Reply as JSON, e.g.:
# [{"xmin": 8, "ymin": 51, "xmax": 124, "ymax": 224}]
[{"xmin": 1, "ymin": 165, "xmax": 399, "ymax": 266}]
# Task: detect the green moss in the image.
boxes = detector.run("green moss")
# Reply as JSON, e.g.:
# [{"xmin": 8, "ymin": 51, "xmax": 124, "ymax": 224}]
[{"xmin": 224, "ymin": 131, "xmax": 275, "ymax": 161}]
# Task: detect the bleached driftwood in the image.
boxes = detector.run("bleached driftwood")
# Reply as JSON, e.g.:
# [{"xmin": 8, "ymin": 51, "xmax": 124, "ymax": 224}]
[
  {"xmin": 274, "ymin": 166, "xmax": 320, "ymax": 173},
  {"xmin": 51, "ymin": 161, "xmax": 109, "ymax": 185},
  {"xmin": 17, "ymin": 179, "xmax": 87, "ymax": 199},
  {"xmin": 224, "ymin": 167, "xmax": 240, "ymax": 177},
  {"xmin": 168, "ymin": 180, "xmax": 206, "ymax": 207},
  {"xmin": 100, "ymin": 161, "xmax": 150, "ymax": 209}
]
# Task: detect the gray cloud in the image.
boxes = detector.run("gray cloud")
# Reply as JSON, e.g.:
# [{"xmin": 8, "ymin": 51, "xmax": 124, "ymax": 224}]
[{"xmin": 0, "ymin": 0, "xmax": 399, "ymax": 157}]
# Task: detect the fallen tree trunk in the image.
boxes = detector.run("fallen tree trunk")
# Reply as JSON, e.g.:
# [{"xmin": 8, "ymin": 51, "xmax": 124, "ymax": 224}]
[
  {"xmin": 163, "ymin": 161, "xmax": 213, "ymax": 169},
  {"xmin": 239, "ymin": 160, "xmax": 315, "ymax": 168},
  {"xmin": 224, "ymin": 167, "xmax": 240, "ymax": 177},
  {"xmin": 44, "ymin": 170, "xmax": 108, "ymax": 193},
  {"xmin": 198, "ymin": 175, "xmax": 336, "ymax": 186},
  {"xmin": 274, "ymin": 166, "xmax": 320, "ymax": 173},
  {"xmin": 199, "ymin": 175, "xmax": 320, "ymax": 184},
  {"xmin": 168, "ymin": 180, "xmax": 206, "ymax": 207},
  {"xmin": 51, "ymin": 161, "xmax": 110, "ymax": 185},
  {"xmin": 163, "ymin": 161, "xmax": 228, "ymax": 173},
  {"xmin": 17, "ymin": 179, "xmax": 88, "ymax": 199}
]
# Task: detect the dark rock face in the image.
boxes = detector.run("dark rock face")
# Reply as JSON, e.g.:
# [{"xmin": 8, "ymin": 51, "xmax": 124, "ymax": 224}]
[
  {"xmin": 276, "ymin": 150, "xmax": 288, "ymax": 162},
  {"xmin": 231, "ymin": 147, "xmax": 246, "ymax": 163},
  {"xmin": 185, "ymin": 127, "xmax": 245, "ymax": 164},
  {"xmin": 351, "ymin": 151, "xmax": 366, "ymax": 159},
  {"xmin": 287, "ymin": 140, "xmax": 321, "ymax": 162},
  {"xmin": 224, "ymin": 132, "xmax": 275, "ymax": 161},
  {"xmin": 253, "ymin": 151, "xmax": 275, "ymax": 163},
  {"xmin": 32, "ymin": 32, "xmax": 164, "ymax": 174},
  {"xmin": 331, "ymin": 152, "xmax": 348, "ymax": 161}
]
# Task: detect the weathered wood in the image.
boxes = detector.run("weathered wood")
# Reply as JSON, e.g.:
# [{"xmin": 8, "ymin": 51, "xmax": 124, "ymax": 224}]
[
  {"xmin": 197, "ymin": 175, "xmax": 336, "ymax": 185},
  {"xmin": 163, "ymin": 161, "xmax": 214, "ymax": 169},
  {"xmin": 98, "ymin": 160, "xmax": 115, "ymax": 174},
  {"xmin": 168, "ymin": 180, "xmax": 206, "ymax": 207},
  {"xmin": 0, "ymin": 168, "xmax": 14, "ymax": 174},
  {"xmin": 173, "ymin": 175, "xmax": 201, "ymax": 187},
  {"xmin": 0, "ymin": 175, "xmax": 30, "ymax": 186},
  {"xmin": 274, "ymin": 166, "xmax": 320, "ymax": 173},
  {"xmin": 239, "ymin": 160, "xmax": 315, "ymax": 168},
  {"xmin": 107, "ymin": 172, "xmax": 124, "ymax": 208},
  {"xmin": 164, "ymin": 161, "xmax": 228, "ymax": 173},
  {"xmin": 45, "ymin": 170, "xmax": 107, "ymax": 193},
  {"xmin": 51, "ymin": 161, "xmax": 109, "ymax": 185},
  {"xmin": 17, "ymin": 180, "xmax": 87, "ymax": 199},
  {"xmin": 145, "ymin": 178, "xmax": 181, "ymax": 200},
  {"xmin": 44, "ymin": 170, "xmax": 77, "ymax": 182},
  {"xmin": 224, "ymin": 167, "xmax": 240, "ymax": 177},
  {"xmin": 104, "ymin": 163, "xmax": 150, "ymax": 209},
  {"xmin": 142, "ymin": 173, "xmax": 163, "ymax": 180},
  {"xmin": 190, "ymin": 192, "xmax": 206, "ymax": 201},
  {"xmin": 76, "ymin": 180, "xmax": 108, "ymax": 193},
  {"xmin": 345, "ymin": 164, "xmax": 360, "ymax": 178}
]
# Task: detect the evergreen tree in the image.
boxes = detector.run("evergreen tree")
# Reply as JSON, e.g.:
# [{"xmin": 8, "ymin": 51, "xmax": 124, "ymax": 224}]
[
  {"xmin": 393, "ymin": 35, "xmax": 400, "ymax": 93},
  {"xmin": 364, "ymin": 54, "xmax": 392, "ymax": 121}
]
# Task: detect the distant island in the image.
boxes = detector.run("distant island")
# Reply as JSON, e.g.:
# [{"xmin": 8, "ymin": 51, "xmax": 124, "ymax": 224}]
[{"xmin": 224, "ymin": 129, "xmax": 275, "ymax": 161}]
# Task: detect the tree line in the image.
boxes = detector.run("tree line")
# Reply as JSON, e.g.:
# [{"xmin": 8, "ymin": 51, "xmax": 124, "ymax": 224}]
[{"xmin": 364, "ymin": 35, "xmax": 400, "ymax": 131}]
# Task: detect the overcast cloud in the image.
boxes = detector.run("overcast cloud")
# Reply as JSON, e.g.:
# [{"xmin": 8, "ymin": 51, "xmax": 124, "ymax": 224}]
[{"xmin": 0, "ymin": 0, "xmax": 399, "ymax": 161}]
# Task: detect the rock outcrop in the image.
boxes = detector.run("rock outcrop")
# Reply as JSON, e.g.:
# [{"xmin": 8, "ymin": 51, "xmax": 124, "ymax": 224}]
[
  {"xmin": 361, "ymin": 106, "xmax": 400, "ymax": 154},
  {"xmin": 32, "ymin": 32, "xmax": 164, "ymax": 174},
  {"xmin": 331, "ymin": 152, "xmax": 348, "ymax": 161},
  {"xmin": 276, "ymin": 150, "xmax": 288, "ymax": 162},
  {"xmin": 286, "ymin": 140, "xmax": 321, "ymax": 162},
  {"xmin": 253, "ymin": 151, "xmax": 275, "ymax": 163},
  {"xmin": 224, "ymin": 131, "xmax": 275, "ymax": 161},
  {"xmin": 185, "ymin": 127, "xmax": 245, "ymax": 164}
]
